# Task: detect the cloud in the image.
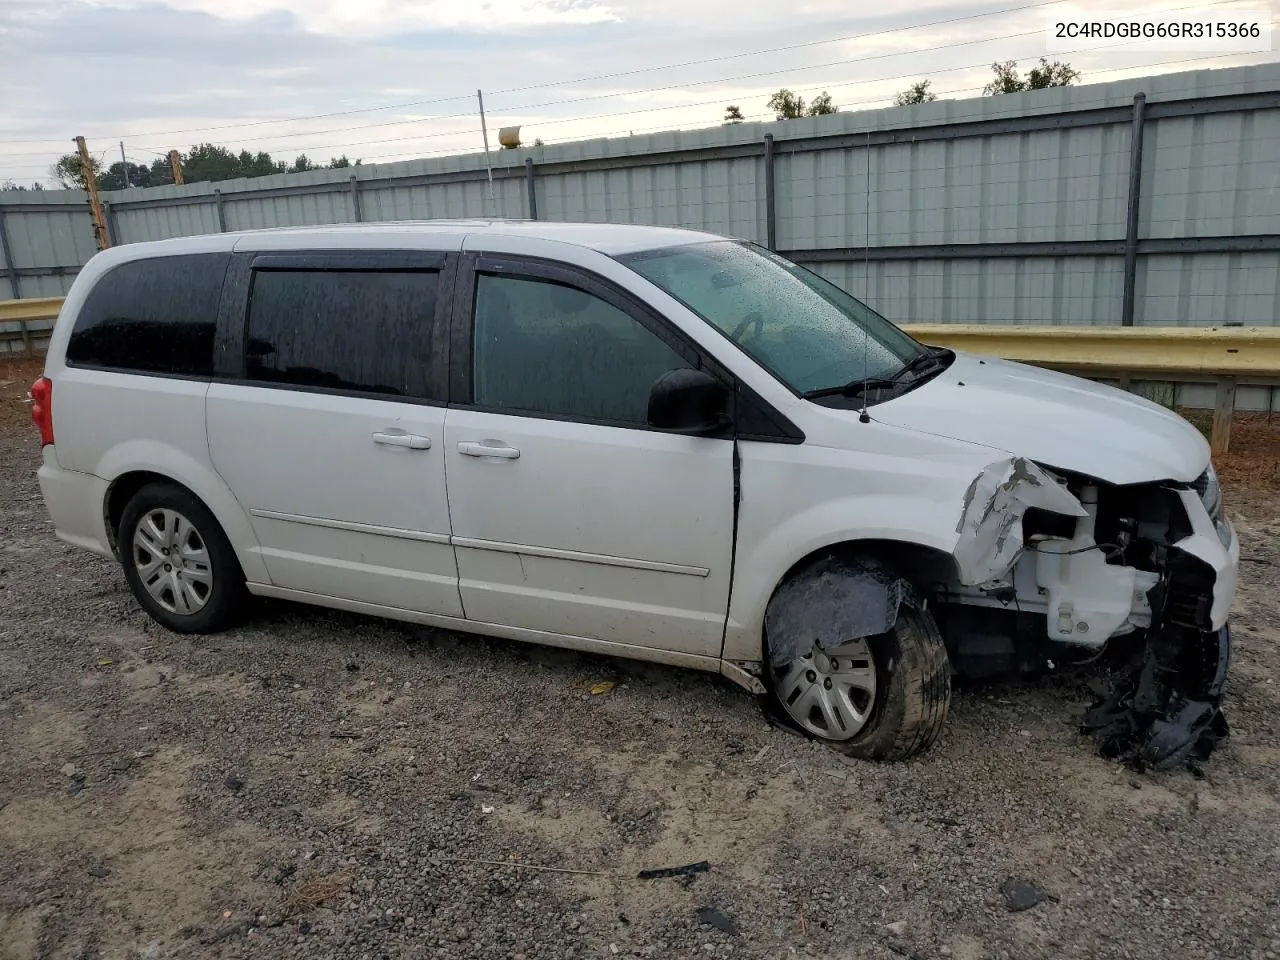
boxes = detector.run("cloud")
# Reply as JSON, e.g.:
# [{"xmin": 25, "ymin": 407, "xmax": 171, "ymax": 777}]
[{"xmin": 0, "ymin": 0, "xmax": 1273, "ymax": 184}]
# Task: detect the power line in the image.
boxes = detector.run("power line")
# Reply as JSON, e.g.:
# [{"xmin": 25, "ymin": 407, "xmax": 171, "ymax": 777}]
[{"xmin": 0, "ymin": 0, "xmax": 1081, "ymax": 146}]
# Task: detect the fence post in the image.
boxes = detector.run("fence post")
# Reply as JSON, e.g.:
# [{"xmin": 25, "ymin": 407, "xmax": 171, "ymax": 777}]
[
  {"xmin": 525, "ymin": 157, "xmax": 539, "ymax": 221},
  {"xmin": 1121, "ymin": 92, "xmax": 1147, "ymax": 327},
  {"xmin": 0, "ymin": 209, "xmax": 18, "ymax": 300},
  {"xmin": 213, "ymin": 189, "xmax": 226, "ymax": 232},
  {"xmin": 1211, "ymin": 377, "xmax": 1236, "ymax": 455},
  {"xmin": 103, "ymin": 201, "xmax": 120, "ymax": 247},
  {"xmin": 763, "ymin": 134, "xmax": 776, "ymax": 251},
  {"xmin": 349, "ymin": 175, "xmax": 363, "ymax": 222}
]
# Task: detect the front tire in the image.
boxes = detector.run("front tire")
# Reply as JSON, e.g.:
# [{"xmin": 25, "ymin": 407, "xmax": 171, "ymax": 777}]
[
  {"xmin": 118, "ymin": 483, "xmax": 248, "ymax": 634},
  {"xmin": 768, "ymin": 605, "xmax": 951, "ymax": 761}
]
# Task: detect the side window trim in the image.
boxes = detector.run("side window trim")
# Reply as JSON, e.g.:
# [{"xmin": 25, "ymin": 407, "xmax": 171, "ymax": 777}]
[{"xmin": 213, "ymin": 250, "xmax": 456, "ymax": 406}]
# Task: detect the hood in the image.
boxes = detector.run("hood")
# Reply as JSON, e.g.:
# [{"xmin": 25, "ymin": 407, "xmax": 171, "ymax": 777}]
[{"xmin": 872, "ymin": 352, "xmax": 1209, "ymax": 485}]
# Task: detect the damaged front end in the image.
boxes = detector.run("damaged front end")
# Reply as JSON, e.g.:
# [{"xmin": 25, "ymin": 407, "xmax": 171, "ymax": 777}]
[{"xmin": 944, "ymin": 458, "xmax": 1237, "ymax": 771}]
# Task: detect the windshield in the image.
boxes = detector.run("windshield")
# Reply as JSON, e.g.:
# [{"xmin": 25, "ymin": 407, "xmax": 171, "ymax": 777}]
[{"xmin": 619, "ymin": 240, "xmax": 923, "ymax": 396}]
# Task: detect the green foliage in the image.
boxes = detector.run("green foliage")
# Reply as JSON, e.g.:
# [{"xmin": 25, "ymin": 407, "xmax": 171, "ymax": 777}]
[
  {"xmin": 723, "ymin": 105, "xmax": 744, "ymax": 123},
  {"xmin": 807, "ymin": 92, "xmax": 837, "ymax": 116},
  {"xmin": 768, "ymin": 89, "xmax": 838, "ymax": 120},
  {"xmin": 894, "ymin": 80, "xmax": 937, "ymax": 107},
  {"xmin": 54, "ymin": 153, "xmax": 97, "ymax": 190},
  {"xmin": 98, "ymin": 161, "xmax": 151, "ymax": 190},
  {"xmin": 984, "ymin": 58, "xmax": 1080, "ymax": 95},
  {"xmin": 0, "ymin": 180, "xmax": 44, "ymax": 191}
]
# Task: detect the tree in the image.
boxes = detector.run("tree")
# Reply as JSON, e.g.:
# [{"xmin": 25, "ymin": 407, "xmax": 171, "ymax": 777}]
[
  {"xmin": 289, "ymin": 154, "xmax": 318, "ymax": 173},
  {"xmin": 532, "ymin": 138, "xmax": 544, "ymax": 147},
  {"xmin": 0, "ymin": 180, "xmax": 44, "ymax": 191},
  {"xmin": 807, "ymin": 91, "xmax": 837, "ymax": 116},
  {"xmin": 768, "ymin": 89, "xmax": 806, "ymax": 120},
  {"xmin": 768, "ymin": 89, "xmax": 837, "ymax": 120},
  {"xmin": 984, "ymin": 58, "xmax": 1080, "ymax": 95},
  {"xmin": 98, "ymin": 161, "xmax": 151, "ymax": 190},
  {"xmin": 328, "ymin": 155, "xmax": 361, "ymax": 168},
  {"xmin": 54, "ymin": 152, "xmax": 99, "ymax": 190},
  {"xmin": 895, "ymin": 80, "xmax": 937, "ymax": 106},
  {"xmin": 723, "ymin": 105, "xmax": 744, "ymax": 123}
]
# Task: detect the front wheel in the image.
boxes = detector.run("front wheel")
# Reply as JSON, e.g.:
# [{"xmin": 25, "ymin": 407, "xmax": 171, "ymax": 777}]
[
  {"xmin": 768, "ymin": 605, "xmax": 951, "ymax": 761},
  {"xmin": 118, "ymin": 483, "xmax": 248, "ymax": 634}
]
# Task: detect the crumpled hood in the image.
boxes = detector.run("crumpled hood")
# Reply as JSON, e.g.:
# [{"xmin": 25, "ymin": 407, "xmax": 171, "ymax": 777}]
[{"xmin": 873, "ymin": 352, "xmax": 1210, "ymax": 485}]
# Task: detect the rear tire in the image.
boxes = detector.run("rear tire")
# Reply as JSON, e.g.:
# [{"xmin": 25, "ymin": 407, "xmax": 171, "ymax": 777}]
[
  {"xmin": 118, "ymin": 482, "xmax": 248, "ymax": 634},
  {"xmin": 768, "ymin": 604, "xmax": 951, "ymax": 761}
]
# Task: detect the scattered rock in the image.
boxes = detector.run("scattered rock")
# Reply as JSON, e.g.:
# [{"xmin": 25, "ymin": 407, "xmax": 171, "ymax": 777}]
[
  {"xmin": 87, "ymin": 864, "xmax": 112, "ymax": 878},
  {"xmin": 885, "ymin": 920, "xmax": 908, "ymax": 936},
  {"xmin": 60, "ymin": 762, "xmax": 77, "ymax": 777}
]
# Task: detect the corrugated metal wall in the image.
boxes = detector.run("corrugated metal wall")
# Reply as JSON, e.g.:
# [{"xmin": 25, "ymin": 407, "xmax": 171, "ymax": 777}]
[{"xmin": 3, "ymin": 62, "xmax": 1279, "ymax": 350}]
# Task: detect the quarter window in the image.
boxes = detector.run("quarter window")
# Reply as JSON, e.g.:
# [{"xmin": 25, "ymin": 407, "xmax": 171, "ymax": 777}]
[
  {"xmin": 66, "ymin": 253, "xmax": 228, "ymax": 376},
  {"xmin": 472, "ymin": 274, "xmax": 691, "ymax": 424},
  {"xmin": 245, "ymin": 270, "xmax": 439, "ymax": 399}
]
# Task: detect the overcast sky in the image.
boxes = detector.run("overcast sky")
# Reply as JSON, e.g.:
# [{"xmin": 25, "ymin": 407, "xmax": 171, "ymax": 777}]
[{"xmin": 0, "ymin": 0, "xmax": 1275, "ymax": 186}]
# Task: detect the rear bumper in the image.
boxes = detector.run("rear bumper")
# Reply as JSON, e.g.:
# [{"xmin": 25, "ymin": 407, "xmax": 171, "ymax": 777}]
[{"xmin": 36, "ymin": 447, "xmax": 113, "ymax": 559}]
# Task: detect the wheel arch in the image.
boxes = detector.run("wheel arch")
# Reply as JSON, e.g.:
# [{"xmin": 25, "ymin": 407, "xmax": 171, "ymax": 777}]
[
  {"xmin": 96, "ymin": 444, "xmax": 267, "ymax": 583},
  {"xmin": 722, "ymin": 536, "xmax": 959, "ymax": 664}
]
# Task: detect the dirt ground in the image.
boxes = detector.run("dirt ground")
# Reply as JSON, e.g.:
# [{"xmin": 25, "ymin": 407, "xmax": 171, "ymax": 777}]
[{"xmin": 1, "ymin": 359, "xmax": 1278, "ymax": 960}]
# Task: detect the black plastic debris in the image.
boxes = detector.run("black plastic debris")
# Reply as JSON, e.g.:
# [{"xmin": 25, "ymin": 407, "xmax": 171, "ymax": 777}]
[
  {"xmin": 1000, "ymin": 878, "xmax": 1058, "ymax": 912},
  {"xmin": 637, "ymin": 860, "xmax": 710, "ymax": 880},
  {"xmin": 223, "ymin": 775, "xmax": 245, "ymax": 793},
  {"xmin": 695, "ymin": 907, "xmax": 739, "ymax": 936},
  {"xmin": 1082, "ymin": 619, "xmax": 1231, "ymax": 772}
]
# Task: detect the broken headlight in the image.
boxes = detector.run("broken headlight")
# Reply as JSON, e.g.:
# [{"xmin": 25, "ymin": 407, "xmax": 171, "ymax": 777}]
[{"xmin": 1194, "ymin": 464, "xmax": 1232, "ymax": 547}]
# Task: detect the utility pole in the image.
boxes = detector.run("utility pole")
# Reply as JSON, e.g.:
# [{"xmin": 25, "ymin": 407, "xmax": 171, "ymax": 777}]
[
  {"xmin": 119, "ymin": 141, "xmax": 129, "ymax": 187},
  {"xmin": 168, "ymin": 150, "xmax": 185, "ymax": 185},
  {"xmin": 75, "ymin": 136, "xmax": 110, "ymax": 250},
  {"xmin": 477, "ymin": 89, "xmax": 497, "ymax": 215}
]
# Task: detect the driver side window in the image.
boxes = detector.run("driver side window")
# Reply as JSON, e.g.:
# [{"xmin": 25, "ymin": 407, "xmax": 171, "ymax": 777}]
[{"xmin": 472, "ymin": 274, "xmax": 691, "ymax": 424}]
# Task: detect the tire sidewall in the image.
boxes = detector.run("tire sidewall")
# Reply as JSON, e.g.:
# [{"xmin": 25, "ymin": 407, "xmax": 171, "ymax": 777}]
[{"xmin": 118, "ymin": 483, "xmax": 244, "ymax": 634}]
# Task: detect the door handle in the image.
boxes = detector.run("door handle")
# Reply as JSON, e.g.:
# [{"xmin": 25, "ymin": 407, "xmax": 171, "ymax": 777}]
[
  {"xmin": 458, "ymin": 440, "xmax": 521, "ymax": 460},
  {"xmin": 372, "ymin": 430, "xmax": 432, "ymax": 450}
]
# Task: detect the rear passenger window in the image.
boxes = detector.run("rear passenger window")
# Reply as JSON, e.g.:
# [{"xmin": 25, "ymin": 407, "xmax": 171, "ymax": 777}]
[
  {"xmin": 66, "ymin": 254, "xmax": 227, "ymax": 376},
  {"xmin": 245, "ymin": 270, "xmax": 439, "ymax": 399},
  {"xmin": 473, "ymin": 274, "xmax": 690, "ymax": 423}
]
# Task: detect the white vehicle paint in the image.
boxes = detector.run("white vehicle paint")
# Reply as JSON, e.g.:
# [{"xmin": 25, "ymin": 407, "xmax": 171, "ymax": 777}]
[{"xmin": 31, "ymin": 220, "xmax": 1239, "ymax": 763}]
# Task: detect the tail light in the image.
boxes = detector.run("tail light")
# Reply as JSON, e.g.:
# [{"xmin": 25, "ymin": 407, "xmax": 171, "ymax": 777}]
[{"xmin": 31, "ymin": 376, "xmax": 53, "ymax": 446}]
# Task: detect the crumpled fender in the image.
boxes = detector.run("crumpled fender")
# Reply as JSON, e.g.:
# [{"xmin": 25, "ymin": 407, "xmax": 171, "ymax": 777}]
[
  {"xmin": 764, "ymin": 554, "xmax": 910, "ymax": 667},
  {"xmin": 953, "ymin": 457, "xmax": 1086, "ymax": 585}
]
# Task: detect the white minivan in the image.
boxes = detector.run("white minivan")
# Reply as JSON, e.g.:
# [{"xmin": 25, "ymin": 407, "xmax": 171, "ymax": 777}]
[{"xmin": 32, "ymin": 221, "xmax": 1238, "ymax": 766}]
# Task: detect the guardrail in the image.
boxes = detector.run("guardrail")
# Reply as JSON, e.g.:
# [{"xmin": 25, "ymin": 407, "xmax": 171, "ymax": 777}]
[
  {"xmin": 905, "ymin": 324, "xmax": 1280, "ymax": 455},
  {"xmin": 0, "ymin": 297, "xmax": 62, "ymax": 357},
  {"xmin": 2, "ymin": 298, "xmax": 1275, "ymax": 454}
]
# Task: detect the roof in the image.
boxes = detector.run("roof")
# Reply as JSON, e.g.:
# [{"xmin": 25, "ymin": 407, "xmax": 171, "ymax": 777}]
[{"xmin": 104, "ymin": 220, "xmax": 726, "ymax": 259}]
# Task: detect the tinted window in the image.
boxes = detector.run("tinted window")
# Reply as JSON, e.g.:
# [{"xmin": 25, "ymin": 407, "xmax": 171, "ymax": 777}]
[
  {"xmin": 473, "ymin": 274, "xmax": 691, "ymax": 424},
  {"xmin": 66, "ymin": 253, "xmax": 228, "ymax": 376},
  {"xmin": 246, "ymin": 270, "xmax": 439, "ymax": 399}
]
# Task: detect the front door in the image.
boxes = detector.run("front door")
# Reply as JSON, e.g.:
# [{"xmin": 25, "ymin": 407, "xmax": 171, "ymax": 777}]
[
  {"xmin": 207, "ymin": 251, "xmax": 462, "ymax": 617},
  {"xmin": 443, "ymin": 257, "xmax": 735, "ymax": 658}
]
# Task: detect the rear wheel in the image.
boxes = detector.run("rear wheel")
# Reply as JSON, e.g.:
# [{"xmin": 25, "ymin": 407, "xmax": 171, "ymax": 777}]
[
  {"xmin": 118, "ymin": 483, "xmax": 248, "ymax": 634},
  {"xmin": 768, "ymin": 605, "xmax": 950, "ymax": 761}
]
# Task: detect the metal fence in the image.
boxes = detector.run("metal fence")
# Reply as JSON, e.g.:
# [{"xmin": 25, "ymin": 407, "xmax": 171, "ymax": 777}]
[{"xmin": 3, "ymin": 61, "xmax": 1280, "ymax": 356}]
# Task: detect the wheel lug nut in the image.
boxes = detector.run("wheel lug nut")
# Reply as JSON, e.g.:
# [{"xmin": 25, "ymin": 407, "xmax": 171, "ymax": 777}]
[
  {"xmin": 823, "ymin": 678, "xmax": 833, "ymax": 690},
  {"xmin": 806, "ymin": 670, "xmax": 817, "ymax": 683},
  {"xmin": 829, "ymin": 659, "xmax": 838, "ymax": 670},
  {"xmin": 163, "ymin": 564, "xmax": 171, "ymax": 572}
]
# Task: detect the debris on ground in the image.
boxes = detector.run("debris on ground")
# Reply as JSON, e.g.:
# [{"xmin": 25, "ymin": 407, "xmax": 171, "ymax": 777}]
[
  {"xmin": 695, "ymin": 906, "xmax": 739, "ymax": 936},
  {"xmin": 637, "ymin": 861, "xmax": 710, "ymax": 880},
  {"xmin": 1000, "ymin": 878, "xmax": 1058, "ymax": 912},
  {"xmin": 590, "ymin": 679, "xmax": 619, "ymax": 695}
]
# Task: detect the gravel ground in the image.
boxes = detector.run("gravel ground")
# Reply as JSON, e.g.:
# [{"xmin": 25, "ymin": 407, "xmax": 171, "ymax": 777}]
[{"xmin": 1, "ymin": 375, "xmax": 1279, "ymax": 960}]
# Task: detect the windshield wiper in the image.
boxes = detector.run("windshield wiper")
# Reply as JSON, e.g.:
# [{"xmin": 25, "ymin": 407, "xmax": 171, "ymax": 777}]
[
  {"xmin": 895, "ymin": 347, "xmax": 949, "ymax": 380},
  {"xmin": 801, "ymin": 376, "xmax": 900, "ymax": 400}
]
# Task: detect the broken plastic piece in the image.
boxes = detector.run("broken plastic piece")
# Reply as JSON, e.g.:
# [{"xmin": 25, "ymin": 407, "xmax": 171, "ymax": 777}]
[
  {"xmin": 695, "ymin": 907, "xmax": 739, "ymax": 936},
  {"xmin": 764, "ymin": 554, "xmax": 909, "ymax": 667},
  {"xmin": 590, "ymin": 680, "xmax": 618, "ymax": 696},
  {"xmin": 637, "ymin": 860, "xmax": 710, "ymax": 880},
  {"xmin": 954, "ymin": 458, "xmax": 1086, "ymax": 586},
  {"xmin": 1000, "ymin": 878, "xmax": 1057, "ymax": 912}
]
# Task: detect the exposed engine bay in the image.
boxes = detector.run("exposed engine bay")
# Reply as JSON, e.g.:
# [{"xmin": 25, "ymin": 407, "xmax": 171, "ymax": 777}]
[{"xmin": 937, "ymin": 459, "xmax": 1234, "ymax": 771}]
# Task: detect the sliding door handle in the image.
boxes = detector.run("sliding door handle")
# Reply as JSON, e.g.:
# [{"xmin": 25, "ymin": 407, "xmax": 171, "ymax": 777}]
[{"xmin": 458, "ymin": 440, "xmax": 521, "ymax": 460}]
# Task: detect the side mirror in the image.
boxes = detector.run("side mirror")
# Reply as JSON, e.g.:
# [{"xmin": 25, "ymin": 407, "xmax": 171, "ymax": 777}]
[{"xmin": 647, "ymin": 368, "xmax": 731, "ymax": 434}]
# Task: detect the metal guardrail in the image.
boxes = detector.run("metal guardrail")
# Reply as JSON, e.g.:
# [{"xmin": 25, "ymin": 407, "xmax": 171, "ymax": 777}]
[
  {"xmin": 0, "ymin": 297, "xmax": 61, "ymax": 357},
  {"xmin": 2, "ymin": 299, "xmax": 1274, "ymax": 454}
]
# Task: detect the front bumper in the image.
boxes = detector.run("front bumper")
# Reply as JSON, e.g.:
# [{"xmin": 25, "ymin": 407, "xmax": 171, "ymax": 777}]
[{"xmin": 1171, "ymin": 487, "xmax": 1239, "ymax": 631}]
